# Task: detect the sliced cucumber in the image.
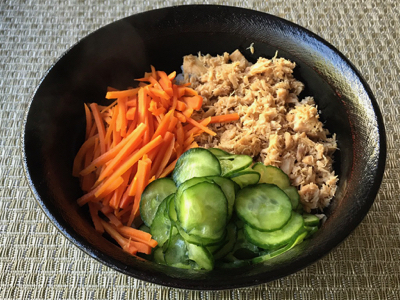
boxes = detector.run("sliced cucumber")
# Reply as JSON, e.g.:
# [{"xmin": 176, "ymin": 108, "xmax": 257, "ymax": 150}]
[
  {"xmin": 153, "ymin": 247, "xmax": 165, "ymax": 264},
  {"xmin": 208, "ymin": 148, "xmax": 231, "ymax": 159},
  {"xmin": 235, "ymin": 183, "xmax": 292, "ymax": 232},
  {"xmin": 256, "ymin": 165, "xmax": 291, "ymax": 189},
  {"xmin": 219, "ymin": 155, "xmax": 253, "ymax": 177},
  {"xmin": 212, "ymin": 222, "xmax": 237, "ymax": 260},
  {"xmin": 150, "ymin": 194, "xmax": 174, "ymax": 247},
  {"xmin": 244, "ymin": 212, "xmax": 305, "ymax": 250},
  {"xmin": 230, "ymin": 170, "xmax": 260, "ymax": 188},
  {"xmin": 176, "ymin": 223, "xmax": 226, "ymax": 246},
  {"xmin": 253, "ymin": 163, "xmax": 301, "ymax": 209},
  {"xmin": 283, "ymin": 186, "xmax": 300, "ymax": 209},
  {"xmin": 305, "ymin": 225, "xmax": 319, "ymax": 238},
  {"xmin": 140, "ymin": 177, "xmax": 177, "ymax": 227},
  {"xmin": 187, "ymin": 243, "xmax": 214, "ymax": 270},
  {"xmin": 172, "ymin": 148, "xmax": 221, "ymax": 186},
  {"xmin": 164, "ymin": 233, "xmax": 192, "ymax": 269},
  {"xmin": 175, "ymin": 181, "xmax": 228, "ymax": 242},
  {"xmin": 207, "ymin": 176, "xmax": 236, "ymax": 219},
  {"xmin": 225, "ymin": 227, "xmax": 260, "ymax": 261},
  {"xmin": 303, "ymin": 214, "xmax": 321, "ymax": 227},
  {"xmin": 251, "ymin": 230, "xmax": 308, "ymax": 264}
]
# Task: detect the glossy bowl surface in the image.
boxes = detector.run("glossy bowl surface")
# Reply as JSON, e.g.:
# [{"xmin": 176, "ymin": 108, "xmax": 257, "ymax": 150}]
[{"xmin": 22, "ymin": 5, "xmax": 386, "ymax": 290}]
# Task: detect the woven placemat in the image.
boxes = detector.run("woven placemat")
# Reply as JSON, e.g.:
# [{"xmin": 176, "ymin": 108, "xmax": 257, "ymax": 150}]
[{"xmin": 1, "ymin": 0, "xmax": 399, "ymax": 299}]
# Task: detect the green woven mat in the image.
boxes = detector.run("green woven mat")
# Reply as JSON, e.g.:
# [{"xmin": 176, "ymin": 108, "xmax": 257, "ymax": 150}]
[{"xmin": 1, "ymin": 0, "xmax": 399, "ymax": 299}]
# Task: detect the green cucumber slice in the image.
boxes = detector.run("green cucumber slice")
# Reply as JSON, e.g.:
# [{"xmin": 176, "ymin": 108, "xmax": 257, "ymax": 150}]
[
  {"xmin": 283, "ymin": 186, "xmax": 300, "ymax": 209},
  {"xmin": 187, "ymin": 243, "xmax": 214, "ymax": 270},
  {"xmin": 207, "ymin": 176, "xmax": 236, "ymax": 219},
  {"xmin": 251, "ymin": 230, "xmax": 308, "ymax": 264},
  {"xmin": 172, "ymin": 148, "xmax": 221, "ymax": 186},
  {"xmin": 229, "ymin": 170, "xmax": 260, "ymax": 188},
  {"xmin": 150, "ymin": 194, "xmax": 174, "ymax": 247},
  {"xmin": 175, "ymin": 181, "xmax": 228, "ymax": 241},
  {"xmin": 244, "ymin": 212, "xmax": 305, "ymax": 250},
  {"xmin": 139, "ymin": 177, "xmax": 177, "ymax": 227},
  {"xmin": 303, "ymin": 214, "xmax": 321, "ymax": 227},
  {"xmin": 253, "ymin": 164, "xmax": 290, "ymax": 189},
  {"xmin": 235, "ymin": 183, "xmax": 292, "ymax": 231}
]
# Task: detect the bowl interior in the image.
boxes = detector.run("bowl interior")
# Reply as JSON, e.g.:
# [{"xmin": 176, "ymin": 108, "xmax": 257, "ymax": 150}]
[{"xmin": 22, "ymin": 5, "xmax": 386, "ymax": 290}]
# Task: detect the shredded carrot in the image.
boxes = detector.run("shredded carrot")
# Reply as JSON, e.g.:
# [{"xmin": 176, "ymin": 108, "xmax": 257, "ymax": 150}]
[
  {"xmin": 105, "ymin": 88, "xmax": 140, "ymax": 99},
  {"xmin": 73, "ymin": 65, "xmax": 240, "ymax": 257}
]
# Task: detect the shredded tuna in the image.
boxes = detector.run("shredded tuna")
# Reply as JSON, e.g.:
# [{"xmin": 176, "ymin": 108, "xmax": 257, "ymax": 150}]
[{"xmin": 182, "ymin": 50, "xmax": 338, "ymax": 212}]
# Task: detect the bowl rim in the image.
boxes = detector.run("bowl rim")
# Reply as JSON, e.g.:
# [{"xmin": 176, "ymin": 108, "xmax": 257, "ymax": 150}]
[{"xmin": 20, "ymin": 4, "xmax": 387, "ymax": 290}]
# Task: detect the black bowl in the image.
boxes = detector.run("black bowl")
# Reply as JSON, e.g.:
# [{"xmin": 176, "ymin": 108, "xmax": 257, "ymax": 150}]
[{"xmin": 21, "ymin": 5, "xmax": 386, "ymax": 290}]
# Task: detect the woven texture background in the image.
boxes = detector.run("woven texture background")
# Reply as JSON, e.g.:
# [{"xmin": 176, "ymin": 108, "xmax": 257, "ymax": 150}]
[{"xmin": 1, "ymin": 0, "xmax": 399, "ymax": 299}]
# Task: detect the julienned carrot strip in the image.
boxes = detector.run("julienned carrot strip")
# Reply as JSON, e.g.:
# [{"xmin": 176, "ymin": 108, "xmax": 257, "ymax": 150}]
[
  {"xmin": 150, "ymin": 132, "xmax": 174, "ymax": 178},
  {"xmin": 80, "ymin": 123, "xmax": 147, "ymax": 177},
  {"xmin": 155, "ymin": 135, "xmax": 175, "ymax": 178},
  {"xmin": 126, "ymin": 106, "xmax": 137, "ymax": 120},
  {"xmin": 137, "ymin": 87, "xmax": 147, "ymax": 126},
  {"xmin": 104, "ymin": 106, "xmax": 118, "ymax": 150},
  {"xmin": 185, "ymin": 116, "xmax": 216, "ymax": 136},
  {"xmin": 159, "ymin": 158, "xmax": 177, "ymax": 178},
  {"xmin": 175, "ymin": 100, "xmax": 187, "ymax": 111},
  {"xmin": 151, "ymin": 109, "xmax": 174, "ymax": 140},
  {"xmin": 167, "ymin": 116, "xmax": 178, "ymax": 133},
  {"xmin": 182, "ymin": 107, "xmax": 194, "ymax": 119},
  {"xmin": 109, "ymin": 169, "xmax": 131, "ymax": 209},
  {"xmin": 84, "ymin": 103, "xmax": 92, "ymax": 139},
  {"xmin": 168, "ymin": 71, "xmax": 176, "ymax": 80},
  {"xmin": 106, "ymin": 212, "xmax": 123, "ymax": 228},
  {"xmin": 182, "ymin": 95, "xmax": 203, "ymax": 110},
  {"xmin": 176, "ymin": 121, "xmax": 185, "ymax": 148},
  {"xmin": 184, "ymin": 87, "xmax": 199, "ymax": 96},
  {"xmin": 150, "ymin": 65, "xmax": 157, "ymax": 80},
  {"xmin": 100, "ymin": 220, "xmax": 138, "ymax": 255},
  {"xmin": 95, "ymin": 136, "xmax": 163, "ymax": 199},
  {"xmin": 149, "ymin": 87, "xmax": 170, "ymax": 101},
  {"xmin": 128, "ymin": 157, "xmax": 152, "ymax": 226},
  {"xmin": 209, "ymin": 113, "xmax": 240, "ymax": 124},
  {"xmin": 72, "ymin": 134, "xmax": 99, "ymax": 177},
  {"xmin": 105, "ymin": 88, "xmax": 140, "ymax": 99},
  {"xmin": 185, "ymin": 117, "xmax": 211, "ymax": 138},
  {"xmin": 88, "ymin": 202, "xmax": 104, "ymax": 233},
  {"xmin": 100, "ymin": 99, "xmax": 117, "ymax": 113},
  {"xmin": 117, "ymin": 97, "xmax": 128, "ymax": 137},
  {"xmin": 174, "ymin": 111, "xmax": 186, "ymax": 123},
  {"xmin": 90, "ymin": 103, "xmax": 107, "ymax": 155},
  {"xmin": 117, "ymin": 225, "xmax": 152, "ymax": 241}
]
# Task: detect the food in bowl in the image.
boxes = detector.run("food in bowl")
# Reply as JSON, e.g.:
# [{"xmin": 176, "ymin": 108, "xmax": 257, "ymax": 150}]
[{"xmin": 72, "ymin": 49, "xmax": 337, "ymax": 270}]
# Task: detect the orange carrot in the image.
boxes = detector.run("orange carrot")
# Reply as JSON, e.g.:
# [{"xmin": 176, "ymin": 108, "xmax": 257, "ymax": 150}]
[
  {"xmin": 84, "ymin": 103, "xmax": 92, "ymax": 139},
  {"xmin": 155, "ymin": 135, "xmax": 175, "ymax": 178},
  {"xmin": 117, "ymin": 97, "xmax": 128, "ymax": 137},
  {"xmin": 126, "ymin": 106, "xmax": 137, "ymax": 120},
  {"xmin": 185, "ymin": 116, "xmax": 216, "ymax": 136},
  {"xmin": 90, "ymin": 103, "xmax": 107, "ymax": 155},
  {"xmin": 72, "ymin": 134, "xmax": 99, "ymax": 177},
  {"xmin": 116, "ymin": 225, "xmax": 152, "ymax": 241},
  {"xmin": 182, "ymin": 95, "xmax": 203, "ymax": 110},
  {"xmin": 88, "ymin": 202, "xmax": 104, "ymax": 233},
  {"xmin": 150, "ymin": 132, "xmax": 174, "ymax": 178},
  {"xmin": 209, "ymin": 113, "xmax": 240, "ymax": 124},
  {"xmin": 128, "ymin": 157, "xmax": 152, "ymax": 226},
  {"xmin": 105, "ymin": 88, "xmax": 140, "ymax": 99},
  {"xmin": 100, "ymin": 220, "xmax": 138, "ymax": 255}
]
